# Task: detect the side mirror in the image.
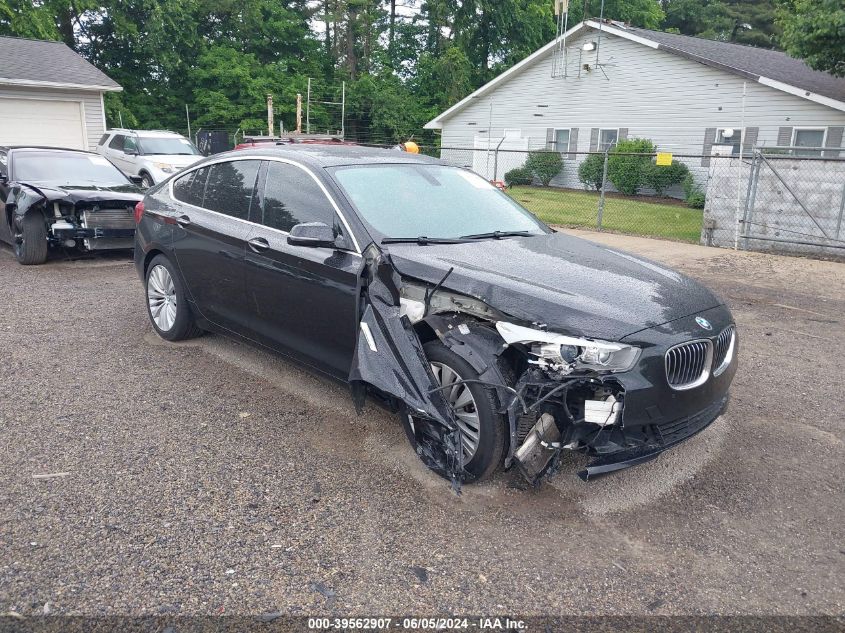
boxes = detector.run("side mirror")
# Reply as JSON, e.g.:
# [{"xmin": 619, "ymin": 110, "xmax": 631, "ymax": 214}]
[
  {"xmin": 287, "ymin": 222, "xmax": 336, "ymax": 248},
  {"xmin": 124, "ymin": 148, "xmax": 138, "ymax": 156},
  {"xmin": 129, "ymin": 175, "xmax": 145, "ymax": 187}
]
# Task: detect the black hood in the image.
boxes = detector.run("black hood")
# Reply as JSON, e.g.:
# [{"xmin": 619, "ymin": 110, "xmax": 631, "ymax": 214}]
[
  {"xmin": 386, "ymin": 232, "xmax": 723, "ymax": 340},
  {"xmin": 21, "ymin": 181, "xmax": 143, "ymax": 204}
]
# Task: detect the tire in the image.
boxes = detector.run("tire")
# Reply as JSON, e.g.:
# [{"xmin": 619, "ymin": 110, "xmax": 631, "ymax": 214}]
[
  {"xmin": 14, "ymin": 212, "xmax": 48, "ymax": 265},
  {"xmin": 140, "ymin": 173, "xmax": 154, "ymax": 188},
  {"xmin": 409, "ymin": 340, "xmax": 508, "ymax": 483},
  {"xmin": 145, "ymin": 254, "xmax": 203, "ymax": 341}
]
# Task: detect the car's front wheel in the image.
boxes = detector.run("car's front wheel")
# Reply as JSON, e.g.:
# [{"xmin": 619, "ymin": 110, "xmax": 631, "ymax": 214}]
[
  {"xmin": 145, "ymin": 255, "xmax": 202, "ymax": 341},
  {"xmin": 406, "ymin": 340, "xmax": 508, "ymax": 483},
  {"xmin": 14, "ymin": 212, "xmax": 48, "ymax": 265},
  {"xmin": 140, "ymin": 173, "xmax": 155, "ymax": 188}
]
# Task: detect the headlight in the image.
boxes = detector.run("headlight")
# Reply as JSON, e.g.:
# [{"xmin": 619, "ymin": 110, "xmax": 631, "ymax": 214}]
[
  {"xmin": 153, "ymin": 162, "xmax": 176, "ymax": 173},
  {"xmin": 496, "ymin": 322, "xmax": 640, "ymax": 373}
]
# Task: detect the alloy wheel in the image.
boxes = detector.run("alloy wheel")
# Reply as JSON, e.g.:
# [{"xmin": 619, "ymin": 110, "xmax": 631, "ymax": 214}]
[
  {"xmin": 147, "ymin": 264, "xmax": 177, "ymax": 332},
  {"xmin": 429, "ymin": 361, "xmax": 481, "ymax": 459}
]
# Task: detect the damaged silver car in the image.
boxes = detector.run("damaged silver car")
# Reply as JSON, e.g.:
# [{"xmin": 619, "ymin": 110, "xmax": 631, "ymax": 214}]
[{"xmin": 135, "ymin": 146, "xmax": 737, "ymax": 489}]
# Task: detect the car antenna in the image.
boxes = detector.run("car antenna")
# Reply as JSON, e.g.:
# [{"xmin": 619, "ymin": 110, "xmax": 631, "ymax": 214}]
[{"xmin": 424, "ymin": 267, "xmax": 454, "ymax": 317}]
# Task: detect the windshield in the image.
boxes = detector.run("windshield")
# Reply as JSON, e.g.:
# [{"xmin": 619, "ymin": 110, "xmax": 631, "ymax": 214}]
[
  {"xmin": 13, "ymin": 151, "xmax": 130, "ymax": 186},
  {"xmin": 330, "ymin": 164, "xmax": 547, "ymax": 240},
  {"xmin": 138, "ymin": 137, "xmax": 200, "ymax": 156}
]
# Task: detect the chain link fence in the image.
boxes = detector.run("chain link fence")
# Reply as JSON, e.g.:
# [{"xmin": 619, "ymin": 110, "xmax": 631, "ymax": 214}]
[{"xmin": 419, "ymin": 144, "xmax": 845, "ymax": 257}]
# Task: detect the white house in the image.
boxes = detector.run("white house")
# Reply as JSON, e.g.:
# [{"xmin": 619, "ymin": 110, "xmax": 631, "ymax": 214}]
[
  {"xmin": 0, "ymin": 36, "xmax": 121, "ymax": 151},
  {"xmin": 425, "ymin": 20, "xmax": 845, "ymax": 187}
]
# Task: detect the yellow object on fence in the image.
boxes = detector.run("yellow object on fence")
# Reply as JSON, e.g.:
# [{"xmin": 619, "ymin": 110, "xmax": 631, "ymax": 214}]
[{"xmin": 656, "ymin": 152, "xmax": 673, "ymax": 166}]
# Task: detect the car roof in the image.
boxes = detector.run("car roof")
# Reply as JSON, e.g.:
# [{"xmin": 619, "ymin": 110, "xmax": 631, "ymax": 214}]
[
  {"xmin": 210, "ymin": 144, "xmax": 444, "ymax": 168},
  {"xmin": 106, "ymin": 129, "xmax": 185, "ymax": 138},
  {"xmin": 3, "ymin": 146, "xmax": 95, "ymax": 154}
]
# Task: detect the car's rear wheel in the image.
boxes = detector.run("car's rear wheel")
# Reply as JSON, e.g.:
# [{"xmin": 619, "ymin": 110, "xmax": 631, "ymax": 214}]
[
  {"xmin": 14, "ymin": 212, "xmax": 48, "ymax": 265},
  {"xmin": 406, "ymin": 340, "xmax": 508, "ymax": 483},
  {"xmin": 145, "ymin": 255, "xmax": 202, "ymax": 341}
]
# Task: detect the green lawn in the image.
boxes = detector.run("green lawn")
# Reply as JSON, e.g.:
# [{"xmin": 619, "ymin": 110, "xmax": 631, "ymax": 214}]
[{"xmin": 508, "ymin": 186, "xmax": 704, "ymax": 243}]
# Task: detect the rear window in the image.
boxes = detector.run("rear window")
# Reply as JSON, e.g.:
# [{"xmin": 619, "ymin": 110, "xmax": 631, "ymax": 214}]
[
  {"xmin": 202, "ymin": 160, "xmax": 261, "ymax": 220},
  {"xmin": 108, "ymin": 134, "xmax": 125, "ymax": 150},
  {"xmin": 98, "ymin": 133, "xmax": 110, "ymax": 146},
  {"xmin": 172, "ymin": 167, "xmax": 209, "ymax": 207}
]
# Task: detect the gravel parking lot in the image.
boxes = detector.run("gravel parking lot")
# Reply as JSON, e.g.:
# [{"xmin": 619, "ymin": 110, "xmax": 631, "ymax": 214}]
[{"xmin": 1, "ymin": 234, "xmax": 843, "ymax": 619}]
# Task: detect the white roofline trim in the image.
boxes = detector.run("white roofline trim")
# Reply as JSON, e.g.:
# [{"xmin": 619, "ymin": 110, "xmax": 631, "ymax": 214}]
[
  {"xmin": 425, "ymin": 20, "xmax": 845, "ymax": 128},
  {"xmin": 582, "ymin": 20, "xmax": 659, "ymax": 48},
  {"xmin": 0, "ymin": 77, "xmax": 122, "ymax": 92},
  {"xmin": 424, "ymin": 22, "xmax": 588, "ymax": 129},
  {"xmin": 757, "ymin": 76, "xmax": 845, "ymax": 113}
]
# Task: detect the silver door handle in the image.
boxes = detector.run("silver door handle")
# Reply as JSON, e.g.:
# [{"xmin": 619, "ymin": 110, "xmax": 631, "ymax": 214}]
[{"xmin": 247, "ymin": 237, "xmax": 270, "ymax": 253}]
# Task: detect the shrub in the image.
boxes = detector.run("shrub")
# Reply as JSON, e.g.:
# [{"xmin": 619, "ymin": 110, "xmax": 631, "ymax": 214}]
[
  {"xmin": 578, "ymin": 153, "xmax": 605, "ymax": 190},
  {"xmin": 525, "ymin": 150, "xmax": 563, "ymax": 186},
  {"xmin": 607, "ymin": 138, "xmax": 656, "ymax": 195},
  {"xmin": 683, "ymin": 173, "xmax": 706, "ymax": 209},
  {"xmin": 504, "ymin": 166, "xmax": 533, "ymax": 187},
  {"xmin": 645, "ymin": 160, "xmax": 690, "ymax": 196}
]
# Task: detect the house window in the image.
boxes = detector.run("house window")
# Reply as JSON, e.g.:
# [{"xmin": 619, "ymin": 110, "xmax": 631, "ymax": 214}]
[
  {"xmin": 599, "ymin": 128, "xmax": 618, "ymax": 151},
  {"xmin": 793, "ymin": 128, "xmax": 825, "ymax": 156},
  {"xmin": 716, "ymin": 128, "xmax": 741, "ymax": 155},
  {"xmin": 554, "ymin": 129, "xmax": 570, "ymax": 154}
]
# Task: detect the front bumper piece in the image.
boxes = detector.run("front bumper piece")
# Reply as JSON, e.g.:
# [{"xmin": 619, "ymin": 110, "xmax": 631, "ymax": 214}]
[{"xmin": 578, "ymin": 394, "xmax": 729, "ymax": 481}]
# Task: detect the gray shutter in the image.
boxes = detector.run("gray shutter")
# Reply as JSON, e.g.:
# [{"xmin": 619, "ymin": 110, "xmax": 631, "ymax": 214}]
[
  {"xmin": 701, "ymin": 127, "xmax": 717, "ymax": 166},
  {"xmin": 546, "ymin": 128, "xmax": 555, "ymax": 150},
  {"xmin": 618, "ymin": 128, "xmax": 628, "ymax": 142},
  {"xmin": 568, "ymin": 128, "xmax": 579, "ymax": 160},
  {"xmin": 589, "ymin": 128, "xmax": 599, "ymax": 152},
  {"xmin": 742, "ymin": 126, "xmax": 759, "ymax": 154},
  {"xmin": 777, "ymin": 126, "xmax": 793, "ymax": 147},
  {"xmin": 824, "ymin": 126, "xmax": 843, "ymax": 158}
]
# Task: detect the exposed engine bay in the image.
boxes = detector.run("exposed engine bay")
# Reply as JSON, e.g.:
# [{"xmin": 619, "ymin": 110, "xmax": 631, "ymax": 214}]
[
  {"xmin": 6, "ymin": 183, "xmax": 137, "ymax": 253},
  {"xmin": 347, "ymin": 244, "xmax": 720, "ymax": 492}
]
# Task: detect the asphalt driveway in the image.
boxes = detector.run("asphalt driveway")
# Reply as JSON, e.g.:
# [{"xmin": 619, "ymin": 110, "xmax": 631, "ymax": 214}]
[{"xmin": 0, "ymin": 235, "xmax": 842, "ymax": 619}]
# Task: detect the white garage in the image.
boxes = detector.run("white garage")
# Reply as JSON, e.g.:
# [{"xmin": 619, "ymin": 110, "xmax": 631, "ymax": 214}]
[{"xmin": 0, "ymin": 36, "xmax": 121, "ymax": 151}]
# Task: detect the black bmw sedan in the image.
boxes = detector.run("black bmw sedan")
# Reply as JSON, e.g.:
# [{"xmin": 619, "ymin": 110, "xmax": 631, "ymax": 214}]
[{"xmin": 134, "ymin": 146, "xmax": 737, "ymax": 487}]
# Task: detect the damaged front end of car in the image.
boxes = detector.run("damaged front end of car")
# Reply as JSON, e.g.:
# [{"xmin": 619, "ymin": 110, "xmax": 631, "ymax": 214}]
[
  {"xmin": 347, "ymin": 243, "xmax": 732, "ymax": 491},
  {"xmin": 7, "ymin": 183, "xmax": 138, "ymax": 252}
]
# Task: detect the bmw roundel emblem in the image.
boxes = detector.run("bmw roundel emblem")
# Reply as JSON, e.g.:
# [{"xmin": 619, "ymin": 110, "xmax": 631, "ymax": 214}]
[{"xmin": 696, "ymin": 316, "xmax": 713, "ymax": 331}]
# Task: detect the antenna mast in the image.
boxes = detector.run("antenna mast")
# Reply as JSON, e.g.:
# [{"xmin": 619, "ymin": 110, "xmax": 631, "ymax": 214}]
[{"xmin": 552, "ymin": 0, "xmax": 570, "ymax": 78}]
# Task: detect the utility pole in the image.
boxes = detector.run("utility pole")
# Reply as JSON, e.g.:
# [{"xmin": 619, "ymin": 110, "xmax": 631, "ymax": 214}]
[
  {"xmin": 296, "ymin": 93, "xmax": 302, "ymax": 134},
  {"xmin": 341, "ymin": 81, "xmax": 346, "ymax": 139},
  {"xmin": 266, "ymin": 94, "xmax": 274, "ymax": 138},
  {"xmin": 306, "ymin": 78, "xmax": 311, "ymax": 135}
]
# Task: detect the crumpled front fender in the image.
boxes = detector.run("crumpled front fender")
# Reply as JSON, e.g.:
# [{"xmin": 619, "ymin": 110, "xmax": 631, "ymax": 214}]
[{"xmin": 348, "ymin": 245, "xmax": 465, "ymax": 490}]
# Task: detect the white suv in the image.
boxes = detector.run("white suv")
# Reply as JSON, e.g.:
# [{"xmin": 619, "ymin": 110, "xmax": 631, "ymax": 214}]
[{"xmin": 97, "ymin": 129, "xmax": 203, "ymax": 187}]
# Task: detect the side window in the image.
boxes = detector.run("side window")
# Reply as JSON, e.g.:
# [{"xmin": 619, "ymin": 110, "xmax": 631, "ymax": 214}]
[
  {"xmin": 108, "ymin": 134, "xmax": 125, "ymax": 150},
  {"xmin": 599, "ymin": 128, "xmax": 618, "ymax": 151},
  {"xmin": 98, "ymin": 133, "xmax": 110, "ymax": 146},
  {"xmin": 172, "ymin": 166, "xmax": 209, "ymax": 207},
  {"xmin": 202, "ymin": 160, "xmax": 261, "ymax": 220},
  {"xmin": 260, "ymin": 161, "xmax": 338, "ymax": 233},
  {"xmin": 123, "ymin": 136, "xmax": 139, "ymax": 153},
  {"xmin": 716, "ymin": 128, "xmax": 741, "ymax": 155}
]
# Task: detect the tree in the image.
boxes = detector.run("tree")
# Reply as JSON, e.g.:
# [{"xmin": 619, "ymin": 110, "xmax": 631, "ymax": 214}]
[
  {"xmin": 778, "ymin": 0, "xmax": 845, "ymax": 76},
  {"xmin": 663, "ymin": 0, "xmax": 779, "ymax": 48}
]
